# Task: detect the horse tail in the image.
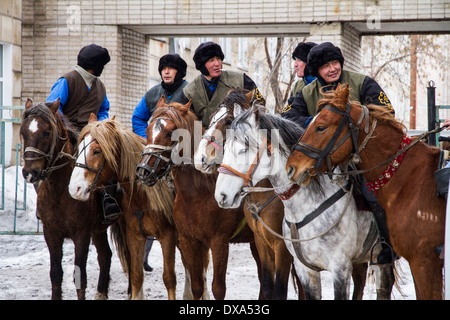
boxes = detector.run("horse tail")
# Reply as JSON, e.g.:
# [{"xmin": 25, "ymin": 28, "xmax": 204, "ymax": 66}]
[
  {"xmin": 110, "ymin": 215, "xmax": 130, "ymax": 274},
  {"xmin": 290, "ymin": 263, "xmax": 306, "ymax": 300}
]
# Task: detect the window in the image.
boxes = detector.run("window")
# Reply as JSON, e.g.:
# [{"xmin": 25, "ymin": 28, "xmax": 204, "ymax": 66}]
[
  {"xmin": 220, "ymin": 38, "xmax": 232, "ymax": 64},
  {"xmin": 238, "ymin": 38, "xmax": 248, "ymax": 70},
  {"xmin": 170, "ymin": 38, "xmax": 191, "ymax": 56}
]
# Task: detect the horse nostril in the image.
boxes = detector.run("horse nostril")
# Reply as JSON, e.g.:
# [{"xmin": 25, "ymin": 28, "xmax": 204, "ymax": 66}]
[
  {"xmin": 219, "ymin": 193, "xmax": 227, "ymax": 206},
  {"xmin": 287, "ymin": 165, "xmax": 295, "ymax": 179}
]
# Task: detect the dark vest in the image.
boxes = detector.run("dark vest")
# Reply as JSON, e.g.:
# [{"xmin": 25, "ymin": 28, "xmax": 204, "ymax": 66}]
[
  {"xmin": 303, "ymin": 70, "xmax": 366, "ymax": 116},
  {"xmin": 144, "ymin": 81, "xmax": 188, "ymax": 115},
  {"xmin": 62, "ymin": 70, "xmax": 106, "ymax": 130},
  {"xmin": 183, "ymin": 71, "xmax": 244, "ymax": 127}
]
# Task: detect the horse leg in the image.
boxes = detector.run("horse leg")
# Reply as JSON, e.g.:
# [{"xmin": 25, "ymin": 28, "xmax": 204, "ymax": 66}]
[
  {"xmin": 44, "ymin": 233, "xmax": 64, "ymax": 300},
  {"xmin": 73, "ymin": 235, "xmax": 91, "ymax": 300},
  {"xmin": 91, "ymin": 230, "xmax": 112, "ymax": 300},
  {"xmin": 273, "ymin": 241, "xmax": 291, "ymax": 300},
  {"xmin": 331, "ymin": 263, "xmax": 352, "ymax": 300},
  {"xmin": 292, "ymin": 259, "xmax": 321, "ymax": 300},
  {"xmin": 248, "ymin": 240, "xmax": 264, "ymax": 299},
  {"xmin": 159, "ymin": 234, "xmax": 177, "ymax": 300},
  {"xmin": 126, "ymin": 231, "xmax": 146, "ymax": 300},
  {"xmin": 408, "ymin": 256, "xmax": 443, "ymax": 299},
  {"xmin": 351, "ymin": 263, "xmax": 367, "ymax": 300},
  {"xmin": 376, "ymin": 264, "xmax": 394, "ymax": 300},
  {"xmin": 179, "ymin": 236, "xmax": 206, "ymax": 300},
  {"xmin": 210, "ymin": 239, "xmax": 229, "ymax": 300},
  {"xmin": 253, "ymin": 234, "xmax": 275, "ymax": 299}
]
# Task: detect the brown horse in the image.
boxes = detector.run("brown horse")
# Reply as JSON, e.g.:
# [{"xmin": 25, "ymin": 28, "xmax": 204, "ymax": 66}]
[
  {"xmin": 136, "ymin": 97, "xmax": 263, "ymax": 300},
  {"xmin": 286, "ymin": 84, "xmax": 445, "ymax": 299},
  {"xmin": 20, "ymin": 99, "xmax": 113, "ymax": 300},
  {"xmin": 194, "ymin": 88, "xmax": 304, "ymax": 300},
  {"xmin": 68, "ymin": 115, "xmax": 177, "ymax": 299}
]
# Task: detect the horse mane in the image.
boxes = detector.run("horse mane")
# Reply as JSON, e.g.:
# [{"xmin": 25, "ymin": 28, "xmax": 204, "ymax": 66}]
[
  {"xmin": 22, "ymin": 102, "xmax": 79, "ymax": 148},
  {"xmin": 80, "ymin": 119, "xmax": 174, "ymax": 220},
  {"xmin": 221, "ymin": 88, "xmax": 252, "ymax": 109},
  {"xmin": 152, "ymin": 102, "xmax": 217, "ymax": 192},
  {"xmin": 232, "ymin": 106, "xmax": 305, "ymax": 158},
  {"xmin": 317, "ymin": 84, "xmax": 406, "ymax": 134}
]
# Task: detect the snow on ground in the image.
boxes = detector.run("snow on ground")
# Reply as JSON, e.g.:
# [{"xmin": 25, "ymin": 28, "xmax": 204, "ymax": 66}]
[{"xmin": 0, "ymin": 165, "xmax": 417, "ymax": 300}]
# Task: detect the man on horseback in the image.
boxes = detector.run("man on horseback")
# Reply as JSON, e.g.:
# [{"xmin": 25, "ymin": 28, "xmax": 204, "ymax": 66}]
[
  {"xmin": 286, "ymin": 41, "xmax": 317, "ymax": 107},
  {"xmin": 132, "ymin": 53, "xmax": 189, "ymax": 138},
  {"xmin": 179, "ymin": 41, "xmax": 265, "ymax": 127},
  {"xmin": 46, "ymin": 43, "xmax": 121, "ymax": 224},
  {"xmin": 282, "ymin": 41, "xmax": 397, "ymax": 265},
  {"xmin": 132, "ymin": 53, "xmax": 188, "ymax": 272}
]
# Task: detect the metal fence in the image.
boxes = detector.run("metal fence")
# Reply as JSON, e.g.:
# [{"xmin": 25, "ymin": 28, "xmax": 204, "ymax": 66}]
[{"xmin": 0, "ymin": 105, "xmax": 41, "ymax": 235}]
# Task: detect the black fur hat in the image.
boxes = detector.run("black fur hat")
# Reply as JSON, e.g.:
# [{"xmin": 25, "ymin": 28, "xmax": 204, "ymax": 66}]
[
  {"xmin": 77, "ymin": 43, "xmax": 110, "ymax": 76},
  {"xmin": 292, "ymin": 42, "xmax": 317, "ymax": 62},
  {"xmin": 307, "ymin": 42, "xmax": 345, "ymax": 77},
  {"xmin": 158, "ymin": 53, "xmax": 187, "ymax": 79},
  {"xmin": 193, "ymin": 41, "xmax": 224, "ymax": 76}
]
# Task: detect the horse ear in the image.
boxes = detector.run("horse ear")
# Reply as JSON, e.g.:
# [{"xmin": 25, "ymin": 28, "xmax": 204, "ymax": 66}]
[
  {"xmin": 46, "ymin": 98, "xmax": 60, "ymax": 115},
  {"xmin": 245, "ymin": 89, "xmax": 254, "ymax": 102},
  {"xmin": 88, "ymin": 113, "xmax": 98, "ymax": 123},
  {"xmin": 156, "ymin": 95, "xmax": 166, "ymax": 109},
  {"xmin": 178, "ymin": 100, "xmax": 191, "ymax": 116},
  {"xmin": 25, "ymin": 98, "xmax": 33, "ymax": 110},
  {"xmin": 334, "ymin": 83, "xmax": 350, "ymax": 105},
  {"xmin": 233, "ymin": 103, "xmax": 244, "ymax": 118},
  {"xmin": 111, "ymin": 115, "xmax": 116, "ymax": 121}
]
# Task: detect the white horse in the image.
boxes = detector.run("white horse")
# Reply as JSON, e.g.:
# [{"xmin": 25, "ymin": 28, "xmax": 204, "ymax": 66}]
[{"xmin": 214, "ymin": 105, "xmax": 395, "ymax": 300}]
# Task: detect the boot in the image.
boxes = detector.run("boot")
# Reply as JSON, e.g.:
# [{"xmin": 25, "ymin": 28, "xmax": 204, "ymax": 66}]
[
  {"xmin": 433, "ymin": 167, "xmax": 450, "ymax": 198},
  {"xmin": 100, "ymin": 180, "xmax": 122, "ymax": 224},
  {"xmin": 368, "ymin": 200, "xmax": 398, "ymax": 265}
]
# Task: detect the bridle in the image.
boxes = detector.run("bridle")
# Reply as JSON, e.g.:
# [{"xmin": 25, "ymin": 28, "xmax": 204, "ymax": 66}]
[
  {"xmin": 136, "ymin": 117, "xmax": 177, "ymax": 186},
  {"xmin": 218, "ymin": 136, "xmax": 269, "ymax": 191},
  {"xmin": 23, "ymin": 115, "xmax": 76, "ymax": 181},
  {"xmin": 293, "ymin": 103, "xmax": 370, "ymax": 179},
  {"xmin": 74, "ymin": 138, "xmax": 106, "ymax": 193}
]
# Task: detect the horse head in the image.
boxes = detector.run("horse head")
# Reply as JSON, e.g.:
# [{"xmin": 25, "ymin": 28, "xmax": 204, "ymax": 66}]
[
  {"xmin": 194, "ymin": 88, "xmax": 256, "ymax": 174},
  {"xmin": 69, "ymin": 114, "xmax": 119, "ymax": 200},
  {"xmin": 214, "ymin": 104, "xmax": 277, "ymax": 209},
  {"xmin": 286, "ymin": 84, "xmax": 358, "ymax": 185},
  {"xmin": 20, "ymin": 98, "xmax": 73, "ymax": 184},
  {"xmin": 136, "ymin": 96, "xmax": 195, "ymax": 186}
]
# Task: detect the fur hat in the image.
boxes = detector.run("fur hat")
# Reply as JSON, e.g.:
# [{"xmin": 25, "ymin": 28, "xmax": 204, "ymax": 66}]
[
  {"xmin": 193, "ymin": 42, "xmax": 224, "ymax": 76},
  {"xmin": 307, "ymin": 42, "xmax": 345, "ymax": 77},
  {"xmin": 292, "ymin": 42, "xmax": 317, "ymax": 62},
  {"xmin": 77, "ymin": 43, "xmax": 110, "ymax": 77},
  {"xmin": 158, "ymin": 53, "xmax": 187, "ymax": 79}
]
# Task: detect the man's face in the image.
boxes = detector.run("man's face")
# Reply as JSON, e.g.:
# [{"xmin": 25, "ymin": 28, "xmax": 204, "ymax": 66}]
[
  {"xmin": 204, "ymin": 56, "xmax": 222, "ymax": 79},
  {"xmin": 318, "ymin": 60, "xmax": 341, "ymax": 84},
  {"xmin": 294, "ymin": 58, "xmax": 306, "ymax": 78},
  {"xmin": 161, "ymin": 66, "xmax": 177, "ymax": 84}
]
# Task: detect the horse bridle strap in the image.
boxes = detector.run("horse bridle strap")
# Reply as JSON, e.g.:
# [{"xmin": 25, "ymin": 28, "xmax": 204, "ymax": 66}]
[
  {"xmin": 294, "ymin": 103, "xmax": 368, "ymax": 177},
  {"xmin": 75, "ymin": 139, "xmax": 106, "ymax": 193},
  {"xmin": 218, "ymin": 138, "xmax": 268, "ymax": 188}
]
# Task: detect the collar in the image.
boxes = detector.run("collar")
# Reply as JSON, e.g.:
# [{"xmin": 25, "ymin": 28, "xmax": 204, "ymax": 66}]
[
  {"xmin": 364, "ymin": 135, "xmax": 412, "ymax": 195},
  {"xmin": 75, "ymin": 65, "xmax": 98, "ymax": 88},
  {"xmin": 275, "ymin": 184, "xmax": 300, "ymax": 200}
]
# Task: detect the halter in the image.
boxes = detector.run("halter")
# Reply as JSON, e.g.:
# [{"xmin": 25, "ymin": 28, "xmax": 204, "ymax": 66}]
[
  {"xmin": 218, "ymin": 137, "xmax": 269, "ymax": 190},
  {"xmin": 293, "ymin": 103, "xmax": 369, "ymax": 179},
  {"xmin": 23, "ymin": 115, "xmax": 75, "ymax": 181},
  {"xmin": 136, "ymin": 141, "xmax": 178, "ymax": 186},
  {"xmin": 74, "ymin": 138, "xmax": 106, "ymax": 193}
]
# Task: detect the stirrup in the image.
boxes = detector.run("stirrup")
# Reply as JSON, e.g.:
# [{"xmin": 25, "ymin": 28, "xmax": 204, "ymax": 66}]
[{"xmin": 370, "ymin": 239, "xmax": 397, "ymax": 266}]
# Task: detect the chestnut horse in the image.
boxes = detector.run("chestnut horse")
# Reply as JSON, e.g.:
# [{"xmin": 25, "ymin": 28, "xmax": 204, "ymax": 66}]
[
  {"xmin": 286, "ymin": 84, "xmax": 445, "ymax": 299},
  {"xmin": 68, "ymin": 115, "xmax": 177, "ymax": 299},
  {"xmin": 136, "ymin": 97, "xmax": 263, "ymax": 300},
  {"xmin": 194, "ymin": 88, "xmax": 304, "ymax": 300},
  {"xmin": 20, "ymin": 99, "xmax": 113, "ymax": 299}
]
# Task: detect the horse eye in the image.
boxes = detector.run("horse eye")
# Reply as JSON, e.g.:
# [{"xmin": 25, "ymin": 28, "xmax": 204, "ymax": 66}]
[
  {"xmin": 166, "ymin": 132, "xmax": 172, "ymax": 138},
  {"xmin": 225, "ymin": 120, "xmax": 232, "ymax": 125},
  {"xmin": 316, "ymin": 126, "xmax": 327, "ymax": 132},
  {"xmin": 238, "ymin": 148, "xmax": 247, "ymax": 155},
  {"xmin": 43, "ymin": 131, "xmax": 50, "ymax": 138},
  {"xmin": 93, "ymin": 149, "xmax": 102, "ymax": 155}
]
